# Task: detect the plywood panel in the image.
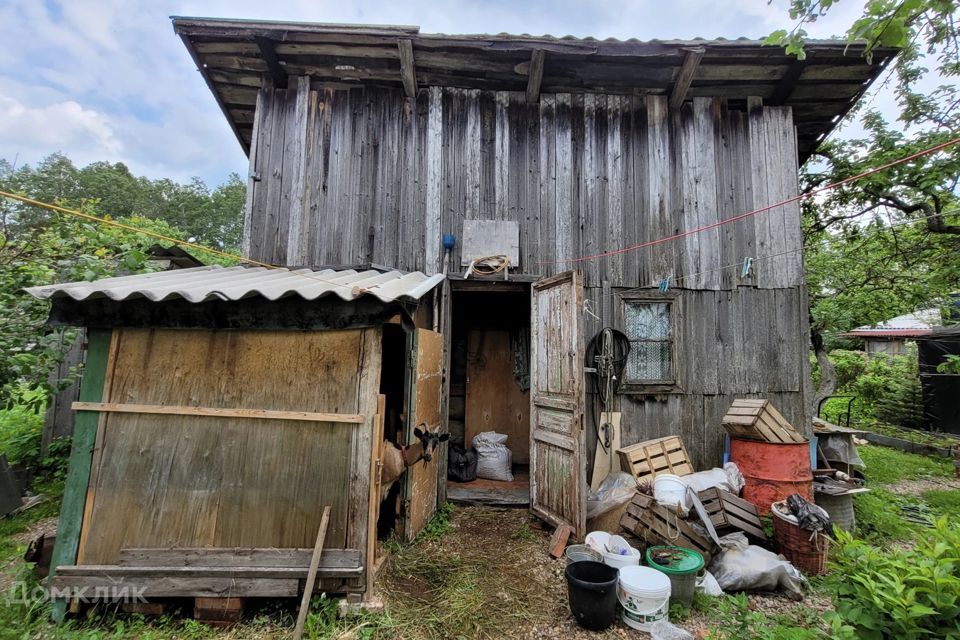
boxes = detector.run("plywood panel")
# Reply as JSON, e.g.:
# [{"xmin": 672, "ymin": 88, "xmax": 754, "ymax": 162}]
[
  {"xmin": 464, "ymin": 329, "xmax": 530, "ymax": 463},
  {"xmin": 78, "ymin": 328, "xmax": 378, "ymax": 566}
]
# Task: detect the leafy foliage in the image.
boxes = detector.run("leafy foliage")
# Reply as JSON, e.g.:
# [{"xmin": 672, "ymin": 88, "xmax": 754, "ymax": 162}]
[
  {"xmin": 0, "ymin": 153, "xmax": 244, "ymax": 409},
  {"xmin": 828, "ymin": 518, "xmax": 960, "ymax": 640},
  {"xmin": 770, "ymin": 1, "xmax": 960, "ymax": 403}
]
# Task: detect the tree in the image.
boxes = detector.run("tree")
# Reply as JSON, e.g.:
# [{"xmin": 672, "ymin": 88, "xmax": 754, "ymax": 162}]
[
  {"xmin": 0, "ymin": 153, "xmax": 244, "ymax": 408},
  {"xmin": 769, "ymin": 1, "xmax": 960, "ymax": 408},
  {"xmin": 1, "ymin": 153, "xmax": 245, "ymax": 249}
]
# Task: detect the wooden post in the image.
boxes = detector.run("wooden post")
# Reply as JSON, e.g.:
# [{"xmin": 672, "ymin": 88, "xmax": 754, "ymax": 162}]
[
  {"xmin": 50, "ymin": 329, "xmax": 113, "ymax": 623},
  {"xmin": 293, "ymin": 506, "xmax": 332, "ymax": 640}
]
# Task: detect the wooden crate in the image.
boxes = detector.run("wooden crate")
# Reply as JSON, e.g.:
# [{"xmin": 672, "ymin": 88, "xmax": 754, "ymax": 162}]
[
  {"xmin": 616, "ymin": 436, "xmax": 694, "ymax": 484},
  {"xmin": 619, "ymin": 493, "xmax": 715, "ymax": 564},
  {"xmin": 698, "ymin": 487, "xmax": 768, "ymax": 542},
  {"xmin": 721, "ymin": 399, "xmax": 805, "ymax": 444}
]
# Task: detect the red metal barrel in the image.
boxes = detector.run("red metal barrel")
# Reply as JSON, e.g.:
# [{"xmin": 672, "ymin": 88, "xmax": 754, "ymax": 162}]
[{"xmin": 730, "ymin": 438, "xmax": 813, "ymax": 516}]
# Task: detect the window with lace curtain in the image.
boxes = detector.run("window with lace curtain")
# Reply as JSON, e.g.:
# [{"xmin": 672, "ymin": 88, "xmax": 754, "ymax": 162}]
[{"xmin": 620, "ymin": 292, "xmax": 678, "ymax": 392}]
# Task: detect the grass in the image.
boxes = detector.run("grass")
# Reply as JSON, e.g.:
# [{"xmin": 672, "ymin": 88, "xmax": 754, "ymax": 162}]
[
  {"xmin": 867, "ymin": 422, "xmax": 959, "ymax": 449},
  {"xmin": 856, "ymin": 444, "xmax": 953, "ymax": 485}
]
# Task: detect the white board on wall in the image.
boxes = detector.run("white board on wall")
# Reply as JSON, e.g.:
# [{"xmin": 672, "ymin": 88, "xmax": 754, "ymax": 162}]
[{"xmin": 460, "ymin": 220, "xmax": 520, "ymax": 267}]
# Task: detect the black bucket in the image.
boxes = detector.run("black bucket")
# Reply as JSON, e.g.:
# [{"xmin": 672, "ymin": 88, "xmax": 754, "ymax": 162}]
[{"xmin": 565, "ymin": 560, "xmax": 619, "ymax": 630}]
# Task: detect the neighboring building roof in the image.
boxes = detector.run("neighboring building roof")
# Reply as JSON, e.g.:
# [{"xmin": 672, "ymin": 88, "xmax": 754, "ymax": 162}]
[
  {"xmin": 26, "ymin": 265, "xmax": 445, "ymax": 305},
  {"xmin": 841, "ymin": 309, "xmax": 941, "ymax": 339},
  {"xmin": 171, "ymin": 17, "xmax": 897, "ymax": 163}
]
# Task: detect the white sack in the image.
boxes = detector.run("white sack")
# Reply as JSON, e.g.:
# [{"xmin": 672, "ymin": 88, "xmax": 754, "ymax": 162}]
[
  {"xmin": 473, "ymin": 431, "xmax": 514, "ymax": 482},
  {"xmin": 681, "ymin": 462, "xmax": 746, "ymax": 495},
  {"xmin": 708, "ymin": 533, "xmax": 807, "ymax": 599}
]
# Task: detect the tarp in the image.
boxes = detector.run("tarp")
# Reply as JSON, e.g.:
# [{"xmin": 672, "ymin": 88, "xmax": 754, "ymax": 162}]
[{"xmin": 917, "ymin": 326, "xmax": 960, "ymax": 434}]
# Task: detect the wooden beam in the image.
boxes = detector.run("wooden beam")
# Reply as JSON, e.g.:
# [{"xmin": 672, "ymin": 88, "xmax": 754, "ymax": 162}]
[
  {"xmin": 398, "ymin": 39, "xmax": 417, "ymax": 97},
  {"xmin": 118, "ymin": 547, "xmax": 361, "ymax": 568},
  {"xmin": 526, "ymin": 49, "xmax": 545, "ymax": 103},
  {"xmin": 669, "ymin": 47, "xmax": 704, "ymax": 110},
  {"xmin": 50, "ymin": 575, "xmax": 298, "ymax": 598},
  {"xmin": 49, "ymin": 329, "xmax": 114, "ymax": 623},
  {"xmin": 256, "ymin": 36, "xmax": 288, "ymax": 88},
  {"xmin": 769, "ymin": 61, "xmax": 807, "ymax": 105},
  {"xmin": 55, "ymin": 563, "xmax": 361, "ymax": 579},
  {"xmin": 72, "ymin": 402, "xmax": 365, "ymax": 424}
]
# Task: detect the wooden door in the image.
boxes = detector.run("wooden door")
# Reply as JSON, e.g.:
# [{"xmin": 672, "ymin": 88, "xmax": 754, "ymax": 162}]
[
  {"xmin": 529, "ymin": 271, "xmax": 586, "ymax": 538},
  {"xmin": 403, "ymin": 328, "xmax": 444, "ymax": 542}
]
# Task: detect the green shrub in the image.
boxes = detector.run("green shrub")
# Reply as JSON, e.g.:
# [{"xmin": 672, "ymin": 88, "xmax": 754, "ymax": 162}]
[
  {"xmin": 828, "ymin": 518, "xmax": 960, "ymax": 639},
  {"xmin": 0, "ymin": 386, "xmax": 46, "ymax": 467}
]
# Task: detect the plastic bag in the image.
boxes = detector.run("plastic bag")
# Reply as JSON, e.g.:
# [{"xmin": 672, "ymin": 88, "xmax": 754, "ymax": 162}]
[
  {"xmin": 682, "ymin": 462, "xmax": 745, "ymax": 495},
  {"xmin": 709, "ymin": 532, "xmax": 807, "ymax": 599},
  {"xmin": 473, "ymin": 431, "xmax": 513, "ymax": 482},
  {"xmin": 586, "ymin": 472, "xmax": 636, "ymax": 519},
  {"xmin": 650, "ymin": 620, "xmax": 695, "ymax": 640},
  {"xmin": 447, "ymin": 443, "xmax": 478, "ymax": 482},
  {"xmin": 696, "ymin": 570, "xmax": 724, "ymax": 597},
  {"xmin": 786, "ymin": 493, "xmax": 832, "ymax": 536}
]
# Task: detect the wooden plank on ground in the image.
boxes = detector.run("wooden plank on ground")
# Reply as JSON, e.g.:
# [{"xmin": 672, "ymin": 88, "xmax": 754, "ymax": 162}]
[{"xmin": 294, "ymin": 505, "xmax": 332, "ymax": 640}]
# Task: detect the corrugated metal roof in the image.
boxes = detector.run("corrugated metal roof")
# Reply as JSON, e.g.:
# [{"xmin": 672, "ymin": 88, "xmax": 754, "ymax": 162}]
[
  {"xmin": 26, "ymin": 265, "xmax": 445, "ymax": 305},
  {"xmin": 841, "ymin": 309, "xmax": 941, "ymax": 338}
]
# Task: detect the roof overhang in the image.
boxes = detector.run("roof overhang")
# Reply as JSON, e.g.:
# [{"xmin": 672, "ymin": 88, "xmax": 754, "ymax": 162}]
[
  {"xmin": 171, "ymin": 16, "xmax": 898, "ymax": 165},
  {"xmin": 27, "ymin": 265, "xmax": 445, "ymax": 305}
]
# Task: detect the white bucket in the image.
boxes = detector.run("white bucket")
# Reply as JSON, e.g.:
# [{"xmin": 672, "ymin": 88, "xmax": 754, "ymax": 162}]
[
  {"xmin": 585, "ymin": 531, "xmax": 610, "ymax": 554},
  {"xmin": 617, "ymin": 565, "xmax": 672, "ymax": 632},
  {"xmin": 602, "ymin": 545, "xmax": 641, "ymax": 569},
  {"xmin": 653, "ymin": 474, "xmax": 690, "ymax": 513}
]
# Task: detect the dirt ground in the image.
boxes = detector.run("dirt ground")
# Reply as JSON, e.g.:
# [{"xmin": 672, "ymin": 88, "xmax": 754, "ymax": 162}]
[{"xmin": 377, "ymin": 505, "xmax": 823, "ymax": 639}]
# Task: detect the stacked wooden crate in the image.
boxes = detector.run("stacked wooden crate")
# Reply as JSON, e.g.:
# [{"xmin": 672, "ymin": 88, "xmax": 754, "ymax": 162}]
[
  {"xmin": 619, "ymin": 492, "xmax": 716, "ymax": 564},
  {"xmin": 721, "ymin": 399, "xmax": 804, "ymax": 443},
  {"xmin": 616, "ymin": 436, "xmax": 694, "ymax": 484},
  {"xmin": 698, "ymin": 487, "xmax": 768, "ymax": 543}
]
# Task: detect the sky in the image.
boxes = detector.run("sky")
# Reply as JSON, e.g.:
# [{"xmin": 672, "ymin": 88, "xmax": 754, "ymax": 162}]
[{"xmin": 0, "ymin": 0, "xmax": 888, "ymax": 188}]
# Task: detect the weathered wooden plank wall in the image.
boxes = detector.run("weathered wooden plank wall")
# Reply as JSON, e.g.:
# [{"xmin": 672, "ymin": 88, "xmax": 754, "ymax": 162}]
[
  {"xmin": 244, "ymin": 81, "xmax": 803, "ymax": 293},
  {"xmin": 244, "ymin": 80, "xmax": 809, "ymax": 469},
  {"xmin": 75, "ymin": 328, "xmax": 380, "ymax": 589}
]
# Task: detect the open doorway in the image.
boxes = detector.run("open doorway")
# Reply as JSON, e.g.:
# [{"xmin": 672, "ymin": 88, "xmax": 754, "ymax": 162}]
[{"xmin": 447, "ymin": 282, "xmax": 531, "ymax": 506}]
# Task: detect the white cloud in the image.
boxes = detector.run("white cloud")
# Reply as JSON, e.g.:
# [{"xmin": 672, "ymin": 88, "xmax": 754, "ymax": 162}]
[
  {"xmin": 0, "ymin": 0, "xmax": 901, "ymax": 186},
  {"xmin": 0, "ymin": 95, "xmax": 122, "ymax": 160}
]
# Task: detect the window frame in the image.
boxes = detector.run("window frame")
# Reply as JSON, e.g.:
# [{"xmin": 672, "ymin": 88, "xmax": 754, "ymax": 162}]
[{"xmin": 617, "ymin": 290, "xmax": 681, "ymax": 394}]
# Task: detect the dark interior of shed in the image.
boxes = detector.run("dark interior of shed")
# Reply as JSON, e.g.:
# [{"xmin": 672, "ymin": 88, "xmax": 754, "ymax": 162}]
[
  {"xmin": 447, "ymin": 284, "xmax": 531, "ymax": 505},
  {"xmin": 377, "ymin": 322, "xmax": 407, "ymax": 538}
]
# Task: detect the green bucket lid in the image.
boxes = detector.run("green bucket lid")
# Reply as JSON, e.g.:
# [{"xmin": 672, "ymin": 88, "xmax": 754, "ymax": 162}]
[{"xmin": 645, "ymin": 546, "xmax": 704, "ymax": 575}]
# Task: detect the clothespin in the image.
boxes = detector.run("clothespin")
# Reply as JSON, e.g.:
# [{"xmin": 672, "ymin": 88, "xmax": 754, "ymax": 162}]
[
  {"xmin": 740, "ymin": 257, "xmax": 754, "ymax": 279},
  {"xmin": 658, "ymin": 276, "xmax": 670, "ymax": 293},
  {"xmin": 583, "ymin": 299, "xmax": 600, "ymax": 322}
]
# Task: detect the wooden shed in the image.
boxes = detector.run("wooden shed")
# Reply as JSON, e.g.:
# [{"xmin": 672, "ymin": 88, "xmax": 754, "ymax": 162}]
[
  {"xmin": 166, "ymin": 18, "xmax": 895, "ymax": 540},
  {"xmin": 27, "ymin": 265, "xmax": 445, "ymax": 614}
]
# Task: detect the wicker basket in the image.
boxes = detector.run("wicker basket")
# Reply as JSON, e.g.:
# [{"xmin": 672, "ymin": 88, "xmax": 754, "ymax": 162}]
[{"xmin": 771, "ymin": 506, "xmax": 830, "ymax": 575}]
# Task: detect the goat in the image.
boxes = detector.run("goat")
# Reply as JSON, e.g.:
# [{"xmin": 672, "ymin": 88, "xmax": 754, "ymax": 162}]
[{"xmin": 379, "ymin": 424, "xmax": 450, "ymax": 502}]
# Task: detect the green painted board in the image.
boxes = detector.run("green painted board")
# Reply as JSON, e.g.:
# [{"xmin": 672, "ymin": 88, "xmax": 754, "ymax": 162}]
[{"xmin": 50, "ymin": 329, "xmax": 111, "ymax": 622}]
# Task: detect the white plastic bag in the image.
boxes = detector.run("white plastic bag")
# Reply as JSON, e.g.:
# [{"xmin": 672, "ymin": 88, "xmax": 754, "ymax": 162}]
[
  {"xmin": 650, "ymin": 620, "xmax": 695, "ymax": 640},
  {"xmin": 473, "ymin": 431, "xmax": 513, "ymax": 482},
  {"xmin": 586, "ymin": 472, "xmax": 635, "ymax": 519},
  {"xmin": 681, "ymin": 462, "xmax": 746, "ymax": 495},
  {"xmin": 708, "ymin": 533, "xmax": 807, "ymax": 599},
  {"xmin": 696, "ymin": 570, "xmax": 724, "ymax": 597}
]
